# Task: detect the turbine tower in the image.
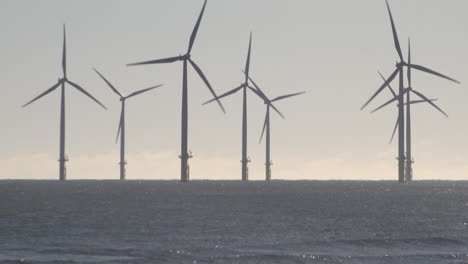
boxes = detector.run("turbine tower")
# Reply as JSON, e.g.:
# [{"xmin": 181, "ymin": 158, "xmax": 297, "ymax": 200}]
[
  {"xmin": 247, "ymin": 76, "xmax": 305, "ymax": 181},
  {"xmin": 127, "ymin": 0, "xmax": 224, "ymax": 182},
  {"xmin": 361, "ymin": 0, "xmax": 459, "ymax": 182},
  {"xmin": 203, "ymin": 33, "xmax": 264, "ymax": 181},
  {"xmin": 22, "ymin": 25, "xmax": 107, "ymax": 180},
  {"xmin": 94, "ymin": 69, "xmax": 162, "ymax": 180}
]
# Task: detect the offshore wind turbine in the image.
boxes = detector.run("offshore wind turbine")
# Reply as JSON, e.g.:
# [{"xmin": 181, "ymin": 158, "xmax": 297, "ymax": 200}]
[
  {"xmin": 361, "ymin": 0, "xmax": 459, "ymax": 182},
  {"xmin": 203, "ymin": 33, "xmax": 276, "ymax": 180},
  {"xmin": 22, "ymin": 25, "xmax": 107, "ymax": 180},
  {"xmin": 94, "ymin": 69, "xmax": 162, "ymax": 180},
  {"xmin": 127, "ymin": 0, "xmax": 224, "ymax": 182},
  {"xmin": 372, "ymin": 40, "xmax": 449, "ymax": 181},
  {"xmin": 247, "ymin": 76, "xmax": 305, "ymax": 181}
]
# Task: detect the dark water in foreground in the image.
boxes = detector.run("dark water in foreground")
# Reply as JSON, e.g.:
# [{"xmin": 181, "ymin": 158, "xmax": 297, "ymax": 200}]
[{"xmin": 1, "ymin": 180, "xmax": 468, "ymax": 264}]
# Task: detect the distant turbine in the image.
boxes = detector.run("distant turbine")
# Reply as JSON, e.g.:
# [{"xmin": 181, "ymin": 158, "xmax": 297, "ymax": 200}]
[
  {"xmin": 22, "ymin": 25, "xmax": 107, "ymax": 180},
  {"xmin": 94, "ymin": 69, "xmax": 162, "ymax": 180},
  {"xmin": 204, "ymin": 33, "xmax": 269, "ymax": 181},
  {"xmin": 372, "ymin": 40, "xmax": 448, "ymax": 181},
  {"xmin": 361, "ymin": 0, "xmax": 459, "ymax": 182},
  {"xmin": 127, "ymin": 0, "xmax": 224, "ymax": 182},
  {"xmin": 247, "ymin": 76, "xmax": 305, "ymax": 180}
]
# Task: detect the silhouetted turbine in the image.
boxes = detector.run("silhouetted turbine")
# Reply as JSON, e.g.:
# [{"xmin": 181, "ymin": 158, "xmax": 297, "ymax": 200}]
[
  {"xmin": 203, "ymin": 33, "xmax": 261, "ymax": 181},
  {"xmin": 94, "ymin": 68, "xmax": 162, "ymax": 180},
  {"xmin": 361, "ymin": 0, "xmax": 459, "ymax": 182},
  {"xmin": 22, "ymin": 25, "xmax": 106, "ymax": 181},
  {"xmin": 372, "ymin": 40, "xmax": 448, "ymax": 181},
  {"xmin": 127, "ymin": 0, "xmax": 224, "ymax": 182},
  {"xmin": 247, "ymin": 76, "xmax": 305, "ymax": 181}
]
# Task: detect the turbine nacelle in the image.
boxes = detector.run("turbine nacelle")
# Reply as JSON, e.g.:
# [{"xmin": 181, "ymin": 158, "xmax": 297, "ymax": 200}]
[{"xmin": 396, "ymin": 61, "xmax": 406, "ymax": 68}]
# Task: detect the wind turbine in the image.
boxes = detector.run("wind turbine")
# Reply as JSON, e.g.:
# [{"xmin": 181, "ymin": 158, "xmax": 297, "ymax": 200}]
[
  {"xmin": 372, "ymin": 40, "xmax": 449, "ymax": 182},
  {"xmin": 22, "ymin": 25, "xmax": 107, "ymax": 181},
  {"xmin": 127, "ymin": 0, "xmax": 225, "ymax": 182},
  {"xmin": 247, "ymin": 76, "xmax": 305, "ymax": 180},
  {"xmin": 203, "ymin": 33, "xmax": 275, "ymax": 180},
  {"xmin": 361, "ymin": 0, "xmax": 459, "ymax": 182},
  {"xmin": 94, "ymin": 69, "xmax": 162, "ymax": 180}
]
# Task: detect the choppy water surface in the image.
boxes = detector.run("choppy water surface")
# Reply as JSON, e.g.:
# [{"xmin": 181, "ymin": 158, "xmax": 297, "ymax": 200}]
[{"xmin": 1, "ymin": 180, "xmax": 468, "ymax": 263}]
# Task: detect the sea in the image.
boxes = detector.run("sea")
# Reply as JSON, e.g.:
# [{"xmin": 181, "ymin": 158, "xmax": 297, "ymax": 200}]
[{"xmin": 0, "ymin": 180, "xmax": 468, "ymax": 264}]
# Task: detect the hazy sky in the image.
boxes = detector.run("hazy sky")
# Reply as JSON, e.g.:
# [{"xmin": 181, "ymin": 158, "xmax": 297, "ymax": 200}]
[{"xmin": 1, "ymin": 0, "xmax": 467, "ymax": 180}]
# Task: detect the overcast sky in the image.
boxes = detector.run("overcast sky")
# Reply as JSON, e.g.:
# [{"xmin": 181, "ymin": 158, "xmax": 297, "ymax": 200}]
[{"xmin": 1, "ymin": 0, "xmax": 467, "ymax": 180}]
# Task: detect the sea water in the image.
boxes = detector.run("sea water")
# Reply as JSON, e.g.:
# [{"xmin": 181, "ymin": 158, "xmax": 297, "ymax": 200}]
[{"xmin": 1, "ymin": 180, "xmax": 467, "ymax": 263}]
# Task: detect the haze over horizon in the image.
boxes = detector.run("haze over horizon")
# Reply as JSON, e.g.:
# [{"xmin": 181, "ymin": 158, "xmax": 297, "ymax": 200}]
[{"xmin": 1, "ymin": 0, "xmax": 467, "ymax": 180}]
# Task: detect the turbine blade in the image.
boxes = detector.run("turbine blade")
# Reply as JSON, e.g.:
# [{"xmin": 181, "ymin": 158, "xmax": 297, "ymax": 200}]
[
  {"xmin": 127, "ymin": 56, "xmax": 183, "ymax": 66},
  {"xmin": 247, "ymin": 85, "xmax": 266, "ymax": 100},
  {"xmin": 188, "ymin": 0, "xmax": 207, "ymax": 54},
  {"xmin": 371, "ymin": 88, "xmax": 410, "ymax": 114},
  {"xmin": 361, "ymin": 68, "xmax": 399, "ymax": 110},
  {"xmin": 116, "ymin": 108, "xmax": 123, "ymax": 144},
  {"xmin": 125, "ymin": 84, "xmax": 163, "ymax": 99},
  {"xmin": 22, "ymin": 81, "xmax": 62, "ymax": 108},
  {"xmin": 93, "ymin": 68, "xmax": 123, "ymax": 97},
  {"xmin": 62, "ymin": 25, "xmax": 67, "ymax": 78},
  {"xmin": 245, "ymin": 33, "xmax": 252, "ymax": 80},
  {"xmin": 66, "ymin": 80, "xmax": 107, "ymax": 110},
  {"xmin": 259, "ymin": 110, "xmax": 268, "ymax": 144},
  {"xmin": 243, "ymin": 72, "xmax": 269, "ymax": 100},
  {"xmin": 411, "ymin": 90, "xmax": 448, "ymax": 117},
  {"xmin": 386, "ymin": 0, "xmax": 403, "ymax": 61},
  {"xmin": 271, "ymin": 92, "xmax": 306, "ymax": 102},
  {"xmin": 404, "ymin": 99, "xmax": 438, "ymax": 105},
  {"xmin": 202, "ymin": 84, "xmax": 243, "ymax": 105},
  {"xmin": 378, "ymin": 71, "xmax": 397, "ymax": 98},
  {"xmin": 389, "ymin": 116, "xmax": 399, "ymax": 144},
  {"xmin": 407, "ymin": 38, "xmax": 412, "ymax": 87},
  {"xmin": 189, "ymin": 58, "xmax": 225, "ymax": 113},
  {"xmin": 409, "ymin": 64, "xmax": 460, "ymax": 84},
  {"xmin": 269, "ymin": 102, "xmax": 284, "ymax": 119}
]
